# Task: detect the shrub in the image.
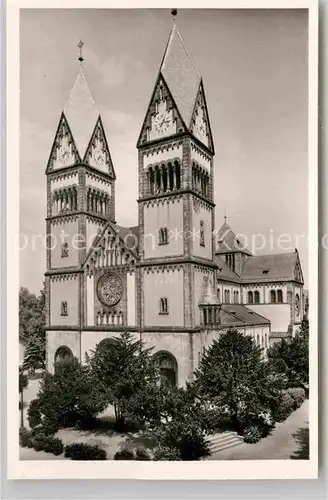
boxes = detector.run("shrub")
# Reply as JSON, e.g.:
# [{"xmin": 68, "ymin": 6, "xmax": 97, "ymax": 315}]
[
  {"xmin": 272, "ymin": 391, "xmax": 295, "ymax": 423},
  {"xmin": 243, "ymin": 425, "xmax": 262, "ymax": 444},
  {"xmin": 35, "ymin": 359, "xmax": 109, "ymax": 432},
  {"xmin": 64, "ymin": 442, "xmax": 107, "ymax": 461},
  {"xmin": 42, "ymin": 436, "xmax": 64, "ymax": 456},
  {"xmin": 153, "ymin": 445, "xmax": 181, "ymax": 461},
  {"xmin": 285, "ymin": 388, "xmax": 306, "ymax": 409},
  {"xmin": 31, "ymin": 433, "xmax": 48, "ymax": 452},
  {"xmin": 114, "ymin": 447, "xmax": 135, "ymax": 460},
  {"xmin": 19, "ymin": 428, "xmax": 33, "ymax": 448},
  {"xmin": 135, "ymin": 447, "xmax": 151, "ymax": 461},
  {"xmin": 27, "ymin": 399, "xmax": 43, "ymax": 430}
]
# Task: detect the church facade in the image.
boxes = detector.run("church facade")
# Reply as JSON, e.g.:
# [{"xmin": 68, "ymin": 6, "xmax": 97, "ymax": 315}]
[{"xmin": 44, "ymin": 25, "xmax": 304, "ymax": 386}]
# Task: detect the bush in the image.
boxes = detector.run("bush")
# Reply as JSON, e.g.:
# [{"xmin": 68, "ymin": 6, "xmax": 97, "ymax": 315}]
[
  {"xmin": 31, "ymin": 433, "xmax": 48, "ymax": 452},
  {"xmin": 243, "ymin": 425, "xmax": 262, "ymax": 444},
  {"xmin": 64, "ymin": 442, "xmax": 107, "ymax": 461},
  {"xmin": 42, "ymin": 436, "xmax": 64, "ymax": 456},
  {"xmin": 135, "ymin": 447, "xmax": 151, "ymax": 461},
  {"xmin": 285, "ymin": 388, "xmax": 306, "ymax": 409},
  {"xmin": 153, "ymin": 445, "xmax": 181, "ymax": 461},
  {"xmin": 35, "ymin": 359, "xmax": 109, "ymax": 432},
  {"xmin": 19, "ymin": 428, "xmax": 33, "ymax": 448},
  {"xmin": 272, "ymin": 391, "xmax": 295, "ymax": 423},
  {"xmin": 114, "ymin": 447, "xmax": 135, "ymax": 460},
  {"xmin": 27, "ymin": 399, "xmax": 43, "ymax": 430}
]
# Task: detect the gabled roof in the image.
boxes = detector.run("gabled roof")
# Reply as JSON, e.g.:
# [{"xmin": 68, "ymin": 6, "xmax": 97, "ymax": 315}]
[
  {"xmin": 160, "ymin": 24, "xmax": 201, "ymax": 129},
  {"xmin": 83, "ymin": 221, "xmax": 139, "ymax": 269},
  {"xmin": 241, "ymin": 251, "xmax": 303, "ymax": 283},
  {"xmin": 220, "ymin": 304, "xmax": 270, "ymax": 327},
  {"xmin": 216, "ymin": 221, "xmax": 252, "ymax": 256},
  {"xmin": 64, "ymin": 65, "xmax": 99, "ymax": 159},
  {"xmin": 214, "ymin": 255, "xmax": 242, "ymax": 284}
]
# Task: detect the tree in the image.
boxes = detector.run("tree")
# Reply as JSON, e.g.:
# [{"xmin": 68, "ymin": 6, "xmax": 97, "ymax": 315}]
[
  {"xmin": 267, "ymin": 317, "xmax": 309, "ymax": 390},
  {"xmin": 20, "ymin": 286, "xmax": 46, "ymax": 371},
  {"xmin": 193, "ymin": 329, "xmax": 283, "ymax": 429},
  {"xmin": 31, "ymin": 358, "xmax": 109, "ymax": 433},
  {"xmin": 89, "ymin": 332, "xmax": 159, "ymax": 427},
  {"xmin": 23, "ymin": 334, "xmax": 45, "ymax": 372},
  {"xmin": 19, "ymin": 366, "xmax": 28, "ymax": 429},
  {"xmin": 152, "ymin": 385, "xmax": 212, "ymax": 460},
  {"xmin": 19, "ymin": 286, "xmax": 45, "ymax": 342}
]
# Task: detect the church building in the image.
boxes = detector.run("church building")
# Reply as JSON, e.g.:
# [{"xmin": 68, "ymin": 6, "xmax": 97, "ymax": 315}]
[{"xmin": 44, "ymin": 22, "xmax": 305, "ymax": 387}]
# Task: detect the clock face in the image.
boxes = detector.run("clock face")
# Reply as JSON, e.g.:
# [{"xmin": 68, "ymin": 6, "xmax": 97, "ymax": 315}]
[
  {"xmin": 58, "ymin": 146, "xmax": 71, "ymax": 164},
  {"xmin": 194, "ymin": 113, "xmax": 207, "ymax": 142},
  {"xmin": 97, "ymin": 272, "xmax": 123, "ymax": 307},
  {"xmin": 153, "ymin": 112, "xmax": 171, "ymax": 136}
]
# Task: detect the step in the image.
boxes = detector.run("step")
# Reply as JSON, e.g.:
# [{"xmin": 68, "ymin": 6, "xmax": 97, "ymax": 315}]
[{"xmin": 207, "ymin": 432, "xmax": 244, "ymax": 454}]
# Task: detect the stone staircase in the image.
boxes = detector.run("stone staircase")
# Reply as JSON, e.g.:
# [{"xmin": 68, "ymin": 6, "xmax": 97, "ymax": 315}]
[{"xmin": 207, "ymin": 431, "xmax": 244, "ymax": 454}]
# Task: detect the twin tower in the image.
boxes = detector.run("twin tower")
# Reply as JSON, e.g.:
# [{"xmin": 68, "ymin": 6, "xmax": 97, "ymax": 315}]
[{"xmin": 45, "ymin": 24, "xmax": 219, "ymax": 386}]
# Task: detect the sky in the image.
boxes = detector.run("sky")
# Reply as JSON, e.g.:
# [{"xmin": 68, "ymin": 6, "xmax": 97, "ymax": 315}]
[{"xmin": 19, "ymin": 8, "xmax": 309, "ymax": 293}]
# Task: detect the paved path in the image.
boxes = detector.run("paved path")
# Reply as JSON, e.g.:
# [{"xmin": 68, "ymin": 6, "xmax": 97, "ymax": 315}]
[{"xmin": 209, "ymin": 400, "xmax": 309, "ymax": 460}]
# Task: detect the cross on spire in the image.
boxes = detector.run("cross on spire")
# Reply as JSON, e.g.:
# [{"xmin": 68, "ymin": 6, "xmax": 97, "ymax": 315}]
[
  {"xmin": 77, "ymin": 40, "xmax": 84, "ymax": 63},
  {"xmin": 171, "ymin": 8, "xmax": 178, "ymax": 23}
]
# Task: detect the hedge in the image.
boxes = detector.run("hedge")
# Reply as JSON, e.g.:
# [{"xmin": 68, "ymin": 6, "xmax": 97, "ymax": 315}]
[{"xmin": 64, "ymin": 442, "xmax": 107, "ymax": 460}]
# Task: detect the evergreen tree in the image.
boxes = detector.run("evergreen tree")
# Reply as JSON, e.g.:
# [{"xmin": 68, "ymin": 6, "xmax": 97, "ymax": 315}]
[
  {"xmin": 89, "ymin": 332, "xmax": 159, "ymax": 426},
  {"xmin": 193, "ymin": 329, "xmax": 283, "ymax": 427},
  {"xmin": 267, "ymin": 317, "xmax": 309, "ymax": 390}
]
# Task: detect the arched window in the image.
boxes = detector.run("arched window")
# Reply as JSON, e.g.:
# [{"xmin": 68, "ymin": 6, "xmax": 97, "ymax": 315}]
[
  {"xmin": 60, "ymin": 301, "xmax": 68, "ymax": 316},
  {"xmin": 248, "ymin": 291, "xmax": 253, "ymax": 304},
  {"xmin": 265, "ymin": 334, "xmax": 268, "ymax": 349},
  {"xmin": 270, "ymin": 290, "xmax": 276, "ymax": 303},
  {"xmin": 277, "ymin": 290, "xmax": 283, "ymax": 303},
  {"xmin": 61, "ymin": 241, "xmax": 69, "ymax": 258},
  {"xmin": 155, "ymin": 352, "xmax": 178, "ymax": 387},
  {"xmin": 159, "ymin": 297, "xmax": 169, "ymax": 315},
  {"xmin": 254, "ymin": 291, "xmax": 260, "ymax": 304},
  {"xmin": 96, "ymin": 337, "xmax": 117, "ymax": 352},
  {"xmin": 217, "ymin": 289, "xmax": 221, "ymax": 303},
  {"xmin": 200, "ymin": 220, "xmax": 205, "ymax": 246},
  {"xmin": 227, "ymin": 290, "xmax": 230, "ymax": 304},
  {"xmin": 54, "ymin": 346, "xmax": 73, "ymax": 371},
  {"xmin": 257, "ymin": 334, "xmax": 260, "ymax": 346}
]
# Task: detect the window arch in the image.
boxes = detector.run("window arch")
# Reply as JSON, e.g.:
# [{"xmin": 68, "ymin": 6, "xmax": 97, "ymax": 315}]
[
  {"xmin": 54, "ymin": 346, "xmax": 73, "ymax": 370},
  {"xmin": 277, "ymin": 290, "xmax": 283, "ymax": 303},
  {"xmin": 254, "ymin": 291, "xmax": 260, "ymax": 304},
  {"xmin": 96, "ymin": 337, "xmax": 117, "ymax": 351},
  {"xmin": 154, "ymin": 351, "xmax": 178, "ymax": 387},
  {"xmin": 270, "ymin": 290, "xmax": 276, "ymax": 303},
  {"xmin": 248, "ymin": 291, "xmax": 253, "ymax": 304}
]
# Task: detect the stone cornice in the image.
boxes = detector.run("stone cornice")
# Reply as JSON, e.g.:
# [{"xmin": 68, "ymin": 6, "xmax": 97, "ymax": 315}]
[{"xmin": 138, "ymin": 188, "xmax": 215, "ymax": 207}]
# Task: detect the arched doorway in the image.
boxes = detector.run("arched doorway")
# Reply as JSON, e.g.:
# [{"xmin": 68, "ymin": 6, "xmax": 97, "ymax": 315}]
[
  {"xmin": 54, "ymin": 346, "xmax": 73, "ymax": 371},
  {"xmin": 154, "ymin": 351, "xmax": 178, "ymax": 387}
]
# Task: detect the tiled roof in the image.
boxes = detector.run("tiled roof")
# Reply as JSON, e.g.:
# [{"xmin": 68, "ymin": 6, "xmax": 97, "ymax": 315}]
[
  {"xmin": 112, "ymin": 224, "xmax": 139, "ymax": 254},
  {"xmin": 64, "ymin": 65, "xmax": 99, "ymax": 159},
  {"xmin": 214, "ymin": 255, "xmax": 242, "ymax": 284},
  {"xmin": 215, "ymin": 222, "xmax": 252, "ymax": 255},
  {"xmin": 160, "ymin": 25, "xmax": 201, "ymax": 128},
  {"xmin": 220, "ymin": 304, "xmax": 270, "ymax": 327},
  {"xmin": 241, "ymin": 252, "xmax": 298, "ymax": 283}
]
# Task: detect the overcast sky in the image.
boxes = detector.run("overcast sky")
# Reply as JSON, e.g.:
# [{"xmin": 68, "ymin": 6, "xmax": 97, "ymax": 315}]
[{"xmin": 20, "ymin": 8, "xmax": 308, "ymax": 293}]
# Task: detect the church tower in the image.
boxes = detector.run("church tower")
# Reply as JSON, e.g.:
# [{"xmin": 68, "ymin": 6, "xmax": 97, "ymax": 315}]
[
  {"xmin": 45, "ymin": 49, "xmax": 116, "ymax": 358},
  {"xmin": 137, "ymin": 21, "xmax": 217, "ymax": 385}
]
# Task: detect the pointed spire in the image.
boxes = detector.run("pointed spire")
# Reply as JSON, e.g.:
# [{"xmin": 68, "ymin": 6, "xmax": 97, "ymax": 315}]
[
  {"xmin": 64, "ymin": 64, "xmax": 99, "ymax": 159},
  {"xmin": 160, "ymin": 23, "xmax": 201, "ymax": 128}
]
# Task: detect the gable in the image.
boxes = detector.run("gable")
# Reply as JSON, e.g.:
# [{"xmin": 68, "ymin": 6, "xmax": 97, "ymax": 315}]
[
  {"xmin": 137, "ymin": 73, "xmax": 187, "ymax": 147},
  {"xmin": 84, "ymin": 116, "xmax": 116, "ymax": 178},
  {"xmin": 294, "ymin": 250, "xmax": 304, "ymax": 283},
  {"xmin": 46, "ymin": 113, "xmax": 80, "ymax": 173},
  {"xmin": 190, "ymin": 81, "xmax": 214, "ymax": 153},
  {"xmin": 83, "ymin": 221, "xmax": 139, "ymax": 273}
]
